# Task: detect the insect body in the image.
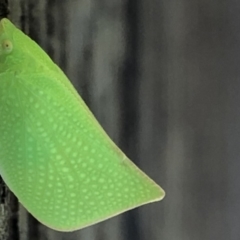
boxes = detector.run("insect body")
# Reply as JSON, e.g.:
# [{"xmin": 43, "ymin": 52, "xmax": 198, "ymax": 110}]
[{"xmin": 0, "ymin": 18, "xmax": 165, "ymax": 231}]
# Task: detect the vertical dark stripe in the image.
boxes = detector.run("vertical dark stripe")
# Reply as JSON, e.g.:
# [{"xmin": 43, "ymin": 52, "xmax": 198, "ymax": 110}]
[
  {"xmin": 46, "ymin": 0, "xmax": 55, "ymax": 58},
  {"xmin": 75, "ymin": 15, "xmax": 95, "ymax": 105},
  {"xmin": 120, "ymin": 0, "xmax": 141, "ymax": 240},
  {"xmin": 27, "ymin": 214, "xmax": 39, "ymax": 240},
  {"xmin": 120, "ymin": 0, "xmax": 140, "ymax": 157},
  {"xmin": 7, "ymin": 188, "xmax": 19, "ymax": 240},
  {"xmin": 0, "ymin": 0, "xmax": 9, "ymax": 20},
  {"xmin": 20, "ymin": 0, "xmax": 27, "ymax": 32},
  {"xmin": 58, "ymin": 2, "xmax": 67, "ymax": 71},
  {"xmin": 0, "ymin": 177, "xmax": 7, "ymax": 240},
  {"xmin": 28, "ymin": 0, "xmax": 40, "ymax": 43},
  {"xmin": 78, "ymin": 42, "xmax": 93, "ymax": 105}
]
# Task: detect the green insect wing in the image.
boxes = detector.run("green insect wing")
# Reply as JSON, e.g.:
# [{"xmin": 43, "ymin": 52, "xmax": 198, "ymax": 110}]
[{"xmin": 0, "ymin": 18, "xmax": 165, "ymax": 231}]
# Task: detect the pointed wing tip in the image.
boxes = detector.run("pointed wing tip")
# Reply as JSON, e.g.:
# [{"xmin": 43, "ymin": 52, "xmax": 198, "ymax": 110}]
[
  {"xmin": 150, "ymin": 185, "xmax": 165, "ymax": 203},
  {"xmin": 155, "ymin": 187, "xmax": 166, "ymax": 201}
]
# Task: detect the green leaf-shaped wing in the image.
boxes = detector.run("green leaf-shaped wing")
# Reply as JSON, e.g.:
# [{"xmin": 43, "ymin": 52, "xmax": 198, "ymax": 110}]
[{"xmin": 0, "ymin": 18, "xmax": 165, "ymax": 231}]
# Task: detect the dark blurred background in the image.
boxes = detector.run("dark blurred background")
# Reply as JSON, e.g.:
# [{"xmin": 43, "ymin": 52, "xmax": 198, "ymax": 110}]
[{"xmin": 1, "ymin": 0, "xmax": 239, "ymax": 239}]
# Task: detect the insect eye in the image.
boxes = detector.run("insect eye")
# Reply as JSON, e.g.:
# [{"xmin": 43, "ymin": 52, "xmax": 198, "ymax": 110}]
[{"xmin": 2, "ymin": 40, "xmax": 13, "ymax": 54}]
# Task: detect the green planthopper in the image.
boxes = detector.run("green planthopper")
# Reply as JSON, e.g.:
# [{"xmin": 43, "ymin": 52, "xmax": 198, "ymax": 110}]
[{"xmin": 0, "ymin": 18, "xmax": 165, "ymax": 231}]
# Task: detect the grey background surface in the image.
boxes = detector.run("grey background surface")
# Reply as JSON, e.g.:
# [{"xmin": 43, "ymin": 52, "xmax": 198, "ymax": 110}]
[{"xmin": 1, "ymin": 0, "xmax": 239, "ymax": 239}]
